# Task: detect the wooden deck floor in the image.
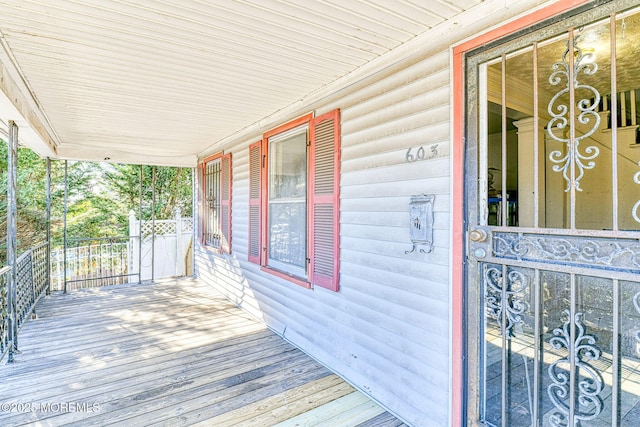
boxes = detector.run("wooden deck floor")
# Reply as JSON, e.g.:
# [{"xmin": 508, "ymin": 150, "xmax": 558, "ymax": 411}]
[{"xmin": 0, "ymin": 279, "xmax": 406, "ymax": 427}]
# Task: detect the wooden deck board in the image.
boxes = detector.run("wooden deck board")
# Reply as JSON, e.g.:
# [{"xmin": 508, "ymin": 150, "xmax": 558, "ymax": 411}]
[
  {"xmin": 236, "ymin": 381, "xmax": 357, "ymax": 427},
  {"xmin": 0, "ymin": 279, "xmax": 405, "ymax": 426},
  {"xmin": 2, "ymin": 341, "xmax": 302, "ymax": 424},
  {"xmin": 193, "ymin": 376, "xmax": 354, "ymax": 427},
  {"xmin": 274, "ymin": 391, "xmax": 376, "ymax": 427}
]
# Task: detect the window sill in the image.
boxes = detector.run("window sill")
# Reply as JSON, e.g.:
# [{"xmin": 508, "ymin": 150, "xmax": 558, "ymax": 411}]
[
  {"xmin": 260, "ymin": 266, "xmax": 311, "ymax": 289},
  {"xmin": 201, "ymin": 243, "xmax": 228, "ymax": 255}
]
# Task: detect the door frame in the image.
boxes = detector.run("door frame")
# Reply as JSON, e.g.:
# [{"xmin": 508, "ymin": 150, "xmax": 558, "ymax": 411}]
[{"xmin": 450, "ymin": 1, "xmax": 593, "ymax": 425}]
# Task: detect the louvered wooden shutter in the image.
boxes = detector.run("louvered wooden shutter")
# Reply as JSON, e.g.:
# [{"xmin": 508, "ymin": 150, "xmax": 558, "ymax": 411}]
[
  {"xmin": 220, "ymin": 153, "xmax": 232, "ymax": 254},
  {"xmin": 248, "ymin": 141, "xmax": 262, "ymax": 264},
  {"xmin": 309, "ymin": 110, "xmax": 340, "ymax": 291}
]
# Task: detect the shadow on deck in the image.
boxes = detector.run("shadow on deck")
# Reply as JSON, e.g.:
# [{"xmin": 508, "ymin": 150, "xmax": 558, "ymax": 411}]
[{"xmin": 0, "ymin": 278, "xmax": 406, "ymax": 426}]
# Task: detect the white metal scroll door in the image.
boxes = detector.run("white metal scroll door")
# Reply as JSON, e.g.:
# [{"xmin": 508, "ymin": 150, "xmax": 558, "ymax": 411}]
[{"xmin": 466, "ymin": 4, "xmax": 640, "ymax": 427}]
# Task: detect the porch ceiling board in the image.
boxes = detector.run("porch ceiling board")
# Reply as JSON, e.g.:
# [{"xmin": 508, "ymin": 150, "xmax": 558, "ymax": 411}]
[{"xmin": 0, "ymin": 0, "xmax": 482, "ymax": 166}]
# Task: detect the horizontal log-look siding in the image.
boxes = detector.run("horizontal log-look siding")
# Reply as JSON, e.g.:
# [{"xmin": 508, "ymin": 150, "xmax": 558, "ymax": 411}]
[
  {"xmin": 195, "ymin": 1, "xmax": 557, "ymax": 425},
  {"xmin": 196, "ymin": 53, "xmax": 450, "ymax": 425},
  {"xmin": 339, "ymin": 51, "xmax": 452, "ymax": 424}
]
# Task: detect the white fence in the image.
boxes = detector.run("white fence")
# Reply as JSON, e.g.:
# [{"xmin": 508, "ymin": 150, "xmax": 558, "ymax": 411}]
[
  {"xmin": 50, "ymin": 210, "xmax": 193, "ymax": 290},
  {"xmin": 129, "ymin": 210, "xmax": 193, "ymax": 282}
]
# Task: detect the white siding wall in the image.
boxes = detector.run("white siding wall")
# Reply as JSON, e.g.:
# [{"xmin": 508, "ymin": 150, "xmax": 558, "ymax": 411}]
[{"xmin": 195, "ymin": 1, "xmax": 558, "ymax": 425}]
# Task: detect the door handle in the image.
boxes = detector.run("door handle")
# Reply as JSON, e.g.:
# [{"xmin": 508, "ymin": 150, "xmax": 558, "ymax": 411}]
[{"xmin": 469, "ymin": 229, "xmax": 488, "ymax": 242}]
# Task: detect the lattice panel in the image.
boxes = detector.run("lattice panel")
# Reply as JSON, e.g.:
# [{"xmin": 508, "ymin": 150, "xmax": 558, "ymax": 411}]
[
  {"xmin": 0, "ymin": 269, "xmax": 9, "ymax": 356},
  {"xmin": 140, "ymin": 219, "xmax": 193, "ymax": 237},
  {"xmin": 31, "ymin": 244, "xmax": 48, "ymax": 297},
  {"xmin": 141, "ymin": 220, "xmax": 176, "ymax": 236},
  {"xmin": 15, "ymin": 252, "xmax": 33, "ymax": 327}
]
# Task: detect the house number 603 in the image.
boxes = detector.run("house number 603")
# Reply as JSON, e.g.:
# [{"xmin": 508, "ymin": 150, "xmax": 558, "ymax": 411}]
[{"xmin": 406, "ymin": 144, "xmax": 438, "ymax": 163}]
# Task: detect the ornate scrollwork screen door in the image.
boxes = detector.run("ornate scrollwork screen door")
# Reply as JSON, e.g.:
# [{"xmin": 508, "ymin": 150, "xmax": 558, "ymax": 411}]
[{"xmin": 465, "ymin": 1, "xmax": 640, "ymax": 426}]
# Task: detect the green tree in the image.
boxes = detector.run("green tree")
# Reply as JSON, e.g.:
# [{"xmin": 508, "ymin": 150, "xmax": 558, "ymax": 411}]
[
  {"xmin": 103, "ymin": 164, "xmax": 192, "ymax": 220},
  {"xmin": 2, "ymin": 142, "xmax": 193, "ymax": 265},
  {"xmin": 0, "ymin": 143, "xmax": 48, "ymax": 263}
]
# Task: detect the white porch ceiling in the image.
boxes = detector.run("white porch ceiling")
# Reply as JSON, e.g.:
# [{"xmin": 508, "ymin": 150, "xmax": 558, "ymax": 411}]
[{"xmin": 0, "ymin": 0, "xmax": 482, "ymax": 166}]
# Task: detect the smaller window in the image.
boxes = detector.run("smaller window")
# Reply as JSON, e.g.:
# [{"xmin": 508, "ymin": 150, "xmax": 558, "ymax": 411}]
[
  {"xmin": 204, "ymin": 157, "xmax": 222, "ymax": 247},
  {"xmin": 202, "ymin": 152, "xmax": 232, "ymax": 253}
]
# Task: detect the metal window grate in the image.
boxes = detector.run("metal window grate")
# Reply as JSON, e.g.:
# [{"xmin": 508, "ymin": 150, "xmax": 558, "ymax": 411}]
[{"xmin": 204, "ymin": 158, "xmax": 222, "ymax": 248}]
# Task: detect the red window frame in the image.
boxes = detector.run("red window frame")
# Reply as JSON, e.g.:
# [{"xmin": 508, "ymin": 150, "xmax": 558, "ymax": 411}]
[{"xmin": 248, "ymin": 110, "xmax": 340, "ymax": 291}]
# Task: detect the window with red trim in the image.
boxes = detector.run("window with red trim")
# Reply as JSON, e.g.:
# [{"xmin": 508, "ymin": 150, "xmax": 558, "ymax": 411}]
[
  {"xmin": 248, "ymin": 110, "xmax": 340, "ymax": 291},
  {"xmin": 202, "ymin": 152, "xmax": 232, "ymax": 253}
]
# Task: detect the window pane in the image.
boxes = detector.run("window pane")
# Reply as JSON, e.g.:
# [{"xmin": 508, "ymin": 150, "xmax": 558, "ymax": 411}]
[
  {"xmin": 268, "ymin": 126, "xmax": 307, "ymax": 276},
  {"xmin": 269, "ymin": 202, "xmax": 306, "ymax": 271},
  {"xmin": 616, "ymin": 8, "xmax": 640, "ymax": 231},
  {"xmin": 269, "ymin": 128, "xmax": 307, "ymax": 200}
]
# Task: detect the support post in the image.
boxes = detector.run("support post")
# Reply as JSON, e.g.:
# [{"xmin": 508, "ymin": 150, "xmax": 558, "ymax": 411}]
[
  {"xmin": 138, "ymin": 165, "xmax": 143, "ymax": 284},
  {"xmin": 6, "ymin": 121, "xmax": 18, "ymax": 362},
  {"xmin": 175, "ymin": 208, "xmax": 182, "ymax": 276},
  {"xmin": 128, "ymin": 209, "xmax": 136, "ymax": 282},
  {"xmin": 45, "ymin": 158, "xmax": 51, "ymax": 295},
  {"xmin": 192, "ymin": 167, "xmax": 196, "ymax": 277},
  {"xmin": 514, "ymin": 118, "xmax": 546, "ymax": 228},
  {"xmin": 151, "ymin": 166, "xmax": 156, "ymax": 283},
  {"xmin": 63, "ymin": 160, "xmax": 68, "ymax": 293}
]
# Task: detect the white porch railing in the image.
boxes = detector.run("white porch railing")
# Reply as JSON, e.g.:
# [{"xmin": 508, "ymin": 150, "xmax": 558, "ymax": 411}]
[{"xmin": 49, "ymin": 210, "xmax": 193, "ymax": 291}]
